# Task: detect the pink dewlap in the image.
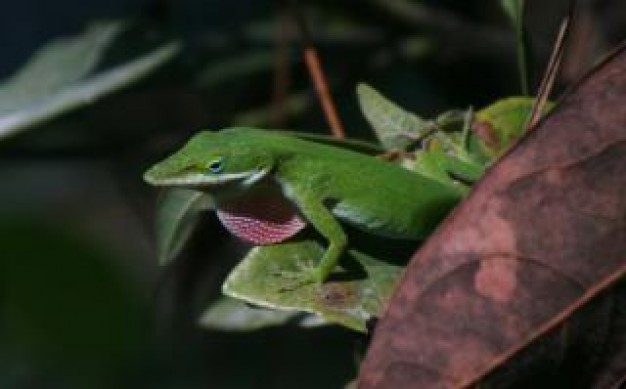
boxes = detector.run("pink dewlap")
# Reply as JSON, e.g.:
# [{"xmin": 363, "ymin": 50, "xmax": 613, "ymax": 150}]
[{"xmin": 215, "ymin": 193, "xmax": 306, "ymax": 245}]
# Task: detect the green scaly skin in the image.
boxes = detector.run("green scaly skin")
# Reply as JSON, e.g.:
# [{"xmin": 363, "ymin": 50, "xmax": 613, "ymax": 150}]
[{"xmin": 144, "ymin": 128, "xmax": 464, "ymax": 284}]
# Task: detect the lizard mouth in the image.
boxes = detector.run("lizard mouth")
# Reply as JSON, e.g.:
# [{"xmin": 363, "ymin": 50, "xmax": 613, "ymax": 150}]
[{"xmin": 144, "ymin": 169, "xmax": 269, "ymax": 188}]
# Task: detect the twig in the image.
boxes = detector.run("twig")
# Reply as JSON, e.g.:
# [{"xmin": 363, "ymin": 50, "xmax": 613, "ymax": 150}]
[
  {"xmin": 285, "ymin": 0, "xmax": 345, "ymax": 138},
  {"xmin": 527, "ymin": 6, "xmax": 574, "ymax": 130}
]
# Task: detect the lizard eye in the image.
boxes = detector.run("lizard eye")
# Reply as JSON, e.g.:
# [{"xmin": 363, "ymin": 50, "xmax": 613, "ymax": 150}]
[{"xmin": 207, "ymin": 158, "xmax": 224, "ymax": 174}]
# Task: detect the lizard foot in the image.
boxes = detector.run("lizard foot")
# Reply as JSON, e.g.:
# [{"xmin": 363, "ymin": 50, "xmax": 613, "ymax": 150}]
[{"xmin": 272, "ymin": 263, "xmax": 323, "ymax": 291}]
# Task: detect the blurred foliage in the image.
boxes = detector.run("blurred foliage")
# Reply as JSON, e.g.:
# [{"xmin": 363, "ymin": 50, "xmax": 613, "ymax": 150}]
[
  {"xmin": 156, "ymin": 188, "xmax": 212, "ymax": 265},
  {"xmin": 499, "ymin": 0, "xmax": 532, "ymax": 94},
  {"xmin": 0, "ymin": 0, "xmax": 624, "ymax": 387},
  {"xmin": 0, "ymin": 20, "xmax": 179, "ymax": 140},
  {"xmin": 0, "ymin": 219, "xmax": 150, "ymax": 388}
]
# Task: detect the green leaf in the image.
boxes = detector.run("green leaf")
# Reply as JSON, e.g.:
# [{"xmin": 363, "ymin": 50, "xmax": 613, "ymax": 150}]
[
  {"xmin": 156, "ymin": 188, "xmax": 213, "ymax": 265},
  {"xmin": 499, "ymin": 0, "xmax": 531, "ymax": 95},
  {"xmin": 198, "ymin": 296, "xmax": 329, "ymax": 332},
  {"xmin": 474, "ymin": 96, "xmax": 553, "ymax": 157},
  {"xmin": 412, "ymin": 147, "xmax": 451, "ymax": 184},
  {"xmin": 500, "ymin": 0, "xmax": 524, "ymax": 25},
  {"xmin": 356, "ymin": 83, "xmax": 427, "ymax": 150},
  {"xmin": 0, "ymin": 21, "xmax": 125, "ymax": 113},
  {"xmin": 222, "ymin": 240, "xmax": 403, "ymax": 332},
  {"xmin": 0, "ymin": 20, "xmax": 181, "ymax": 140}
]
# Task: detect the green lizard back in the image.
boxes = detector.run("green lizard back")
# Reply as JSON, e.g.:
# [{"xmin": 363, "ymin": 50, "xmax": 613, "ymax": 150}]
[{"xmin": 221, "ymin": 128, "xmax": 463, "ymax": 239}]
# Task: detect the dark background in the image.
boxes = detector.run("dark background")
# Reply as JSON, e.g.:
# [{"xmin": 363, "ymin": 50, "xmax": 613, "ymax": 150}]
[{"xmin": 0, "ymin": 1, "xmax": 624, "ymax": 388}]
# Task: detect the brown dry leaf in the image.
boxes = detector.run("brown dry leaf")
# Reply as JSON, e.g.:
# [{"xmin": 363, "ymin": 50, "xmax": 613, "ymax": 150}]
[{"xmin": 357, "ymin": 43, "xmax": 626, "ymax": 388}]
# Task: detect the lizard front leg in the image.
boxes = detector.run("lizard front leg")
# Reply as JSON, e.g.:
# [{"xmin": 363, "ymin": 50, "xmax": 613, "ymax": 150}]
[{"xmin": 288, "ymin": 190, "xmax": 347, "ymax": 284}]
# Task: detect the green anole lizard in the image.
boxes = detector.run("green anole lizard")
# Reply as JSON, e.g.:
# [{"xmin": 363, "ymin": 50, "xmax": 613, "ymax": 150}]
[{"xmin": 144, "ymin": 128, "xmax": 464, "ymax": 284}]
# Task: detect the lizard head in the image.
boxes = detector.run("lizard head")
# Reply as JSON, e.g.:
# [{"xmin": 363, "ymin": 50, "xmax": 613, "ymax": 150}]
[{"xmin": 143, "ymin": 129, "xmax": 274, "ymax": 193}]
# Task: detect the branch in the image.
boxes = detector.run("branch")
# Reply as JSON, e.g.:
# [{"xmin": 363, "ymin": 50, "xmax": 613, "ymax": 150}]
[{"xmin": 285, "ymin": 0, "xmax": 345, "ymax": 138}]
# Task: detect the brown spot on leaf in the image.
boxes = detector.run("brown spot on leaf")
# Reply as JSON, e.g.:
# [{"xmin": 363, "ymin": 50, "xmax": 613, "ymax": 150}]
[
  {"xmin": 319, "ymin": 282, "xmax": 357, "ymax": 309},
  {"xmin": 474, "ymin": 257, "xmax": 519, "ymax": 303},
  {"xmin": 472, "ymin": 120, "xmax": 500, "ymax": 150}
]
